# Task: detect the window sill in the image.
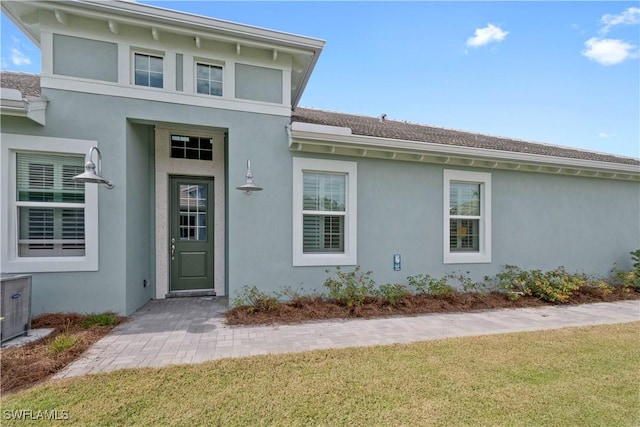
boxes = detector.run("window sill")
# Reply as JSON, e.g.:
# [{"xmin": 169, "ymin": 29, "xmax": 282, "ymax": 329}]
[
  {"xmin": 293, "ymin": 253, "xmax": 357, "ymax": 267},
  {"xmin": 444, "ymin": 252, "xmax": 491, "ymax": 264},
  {"xmin": 2, "ymin": 257, "xmax": 98, "ymax": 273}
]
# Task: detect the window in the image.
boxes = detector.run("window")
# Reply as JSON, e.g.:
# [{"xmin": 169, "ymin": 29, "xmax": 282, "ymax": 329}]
[
  {"xmin": 443, "ymin": 170, "xmax": 491, "ymax": 263},
  {"xmin": 1, "ymin": 134, "xmax": 99, "ymax": 272},
  {"xmin": 170, "ymin": 135, "xmax": 213, "ymax": 160},
  {"xmin": 196, "ymin": 63, "xmax": 223, "ymax": 96},
  {"xmin": 293, "ymin": 158, "xmax": 357, "ymax": 266},
  {"xmin": 134, "ymin": 53, "xmax": 163, "ymax": 88},
  {"xmin": 16, "ymin": 153, "xmax": 85, "ymax": 257}
]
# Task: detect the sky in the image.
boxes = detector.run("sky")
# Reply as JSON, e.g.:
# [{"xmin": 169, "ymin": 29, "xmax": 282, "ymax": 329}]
[{"xmin": 1, "ymin": 1, "xmax": 639, "ymax": 158}]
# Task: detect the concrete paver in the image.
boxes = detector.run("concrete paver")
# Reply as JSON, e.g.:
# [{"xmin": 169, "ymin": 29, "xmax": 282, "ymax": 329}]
[{"xmin": 54, "ymin": 298, "xmax": 639, "ymax": 379}]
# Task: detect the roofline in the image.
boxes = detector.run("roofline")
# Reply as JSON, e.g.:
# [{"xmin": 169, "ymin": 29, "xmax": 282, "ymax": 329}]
[
  {"xmin": 2, "ymin": 1, "xmax": 325, "ymax": 50},
  {"xmin": 1, "ymin": 0, "xmax": 325, "ymax": 108},
  {"xmin": 290, "ymin": 125, "xmax": 640, "ymax": 181}
]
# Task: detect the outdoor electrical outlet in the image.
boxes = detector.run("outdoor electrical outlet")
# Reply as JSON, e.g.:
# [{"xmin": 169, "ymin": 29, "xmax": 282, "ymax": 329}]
[{"xmin": 143, "ymin": 279, "xmax": 148, "ymax": 288}]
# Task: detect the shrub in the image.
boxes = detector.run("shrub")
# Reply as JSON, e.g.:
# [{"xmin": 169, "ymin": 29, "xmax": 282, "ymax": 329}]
[
  {"xmin": 613, "ymin": 250, "xmax": 640, "ymax": 291},
  {"xmin": 446, "ymin": 271, "xmax": 491, "ymax": 294},
  {"xmin": 377, "ymin": 283, "xmax": 411, "ymax": 306},
  {"xmin": 407, "ymin": 274, "xmax": 455, "ymax": 296},
  {"xmin": 233, "ymin": 285, "xmax": 280, "ymax": 313},
  {"xmin": 495, "ymin": 265, "xmax": 585, "ymax": 303},
  {"xmin": 80, "ymin": 312, "xmax": 120, "ymax": 328},
  {"xmin": 48, "ymin": 334, "xmax": 78, "ymax": 355},
  {"xmin": 324, "ymin": 266, "xmax": 375, "ymax": 308}
]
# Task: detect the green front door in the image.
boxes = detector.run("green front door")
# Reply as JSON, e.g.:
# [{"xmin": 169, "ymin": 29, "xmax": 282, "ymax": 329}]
[{"xmin": 169, "ymin": 176, "xmax": 214, "ymax": 291}]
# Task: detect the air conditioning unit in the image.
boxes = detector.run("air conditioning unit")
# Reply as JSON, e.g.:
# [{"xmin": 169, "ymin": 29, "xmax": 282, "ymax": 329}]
[{"xmin": 1, "ymin": 274, "xmax": 32, "ymax": 344}]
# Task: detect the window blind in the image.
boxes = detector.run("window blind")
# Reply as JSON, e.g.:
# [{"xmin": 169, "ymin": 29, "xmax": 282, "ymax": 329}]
[
  {"xmin": 302, "ymin": 172, "xmax": 346, "ymax": 253},
  {"xmin": 16, "ymin": 153, "xmax": 86, "ymax": 257}
]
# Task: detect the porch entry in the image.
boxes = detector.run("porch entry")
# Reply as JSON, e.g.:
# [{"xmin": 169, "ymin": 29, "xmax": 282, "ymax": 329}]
[{"xmin": 169, "ymin": 176, "xmax": 214, "ymax": 291}]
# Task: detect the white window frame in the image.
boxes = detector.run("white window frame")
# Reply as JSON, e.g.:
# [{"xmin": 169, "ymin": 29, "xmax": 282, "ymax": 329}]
[
  {"xmin": 1, "ymin": 134, "xmax": 99, "ymax": 272},
  {"xmin": 443, "ymin": 169, "xmax": 492, "ymax": 264},
  {"xmin": 293, "ymin": 157, "xmax": 357, "ymax": 267},
  {"xmin": 194, "ymin": 60, "xmax": 224, "ymax": 97},
  {"xmin": 132, "ymin": 50, "xmax": 164, "ymax": 88}
]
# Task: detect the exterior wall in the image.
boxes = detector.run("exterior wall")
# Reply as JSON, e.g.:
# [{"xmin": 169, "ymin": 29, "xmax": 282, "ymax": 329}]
[
  {"xmin": 226, "ymin": 148, "xmax": 640, "ymax": 298},
  {"xmin": 1, "ymin": 85, "xmax": 295, "ymax": 314},
  {"xmin": 52, "ymin": 34, "xmax": 118, "ymax": 82},
  {"xmin": 125, "ymin": 123, "xmax": 155, "ymax": 314},
  {"xmin": 235, "ymin": 64, "xmax": 283, "ymax": 104}
]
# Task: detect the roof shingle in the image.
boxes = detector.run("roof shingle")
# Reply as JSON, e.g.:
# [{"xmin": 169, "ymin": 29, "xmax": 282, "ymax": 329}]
[
  {"xmin": 1, "ymin": 72, "xmax": 636, "ymax": 166},
  {"xmin": 1, "ymin": 71, "xmax": 42, "ymax": 98},
  {"xmin": 292, "ymin": 107, "xmax": 639, "ymax": 166}
]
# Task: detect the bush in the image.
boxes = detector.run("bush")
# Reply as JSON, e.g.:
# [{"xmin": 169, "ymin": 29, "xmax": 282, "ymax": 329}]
[
  {"xmin": 447, "ymin": 271, "xmax": 491, "ymax": 294},
  {"xmin": 233, "ymin": 285, "xmax": 280, "ymax": 313},
  {"xmin": 377, "ymin": 283, "xmax": 411, "ymax": 306},
  {"xmin": 48, "ymin": 334, "xmax": 78, "ymax": 355},
  {"xmin": 324, "ymin": 266, "xmax": 375, "ymax": 308},
  {"xmin": 80, "ymin": 312, "xmax": 120, "ymax": 328},
  {"xmin": 407, "ymin": 274, "xmax": 456, "ymax": 296},
  {"xmin": 613, "ymin": 250, "xmax": 640, "ymax": 291},
  {"xmin": 495, "ymin": 265, "xmax": 585, "ymax": 303}
]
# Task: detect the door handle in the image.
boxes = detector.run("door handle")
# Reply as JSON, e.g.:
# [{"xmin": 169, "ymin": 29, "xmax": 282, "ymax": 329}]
[{"xmin": 171, "ymin": 238, "xmax": 175, "ymax": 260}]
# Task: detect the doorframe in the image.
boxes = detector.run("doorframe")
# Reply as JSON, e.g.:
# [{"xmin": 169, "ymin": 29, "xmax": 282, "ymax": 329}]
[
  {"xmin": 169, "ymin": 175, "xmax": 215, "ymax": 292},
  {"xmin": 154, "ymin": 126, "xmax": 226, "ymax": 298}
]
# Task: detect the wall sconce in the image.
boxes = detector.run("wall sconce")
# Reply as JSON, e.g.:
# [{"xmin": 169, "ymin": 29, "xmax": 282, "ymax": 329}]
[
  {"xmin": 235, "ymin": 160, "xmax": 262, "ymax": 195},
  {"xmin": 72, "ymin": 146, "xmax": 114, "ymax": 189}
]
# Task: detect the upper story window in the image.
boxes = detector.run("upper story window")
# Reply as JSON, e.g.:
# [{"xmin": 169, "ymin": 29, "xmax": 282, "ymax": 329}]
[
  {"xmin": 196, "ymin": 63, "xmax": 223, "ymax": 96},
  {"xmin": 170, "ymin": 135, "xmax": 213, "ymax": 161},
  {"xmin": 293, "ymin": 158, "xmax": 357, "ymax": 267},
  {"xmin": 1, "ymin": 134, "xmax": 99, "ymax": 273},
  {"xmin": 134, "ymin": 53, "xmax": 163, "ymax": 88},
  {"xmin": 443, "ymin": 169, "xmax": 492, "ymax": 264}
]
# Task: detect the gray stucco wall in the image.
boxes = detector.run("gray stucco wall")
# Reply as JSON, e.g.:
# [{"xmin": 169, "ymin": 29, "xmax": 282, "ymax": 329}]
[
  {"xmin": 3, "ymin": 88, "xmax": 638, "ymax": 314},
  {"xmin": 235, "ymin": 64, "xmax": 283, "ymax": 104},
  {"xmin": 125, "ymin": 123, "xmax": 155, "ymax": 314},
  {"xmin": 53, "ymin": 34, "xmax": 118, "ymax": 82},
  {"xmin": 226, "ymin": 147, "xmax": 640, "ymax": 298}
]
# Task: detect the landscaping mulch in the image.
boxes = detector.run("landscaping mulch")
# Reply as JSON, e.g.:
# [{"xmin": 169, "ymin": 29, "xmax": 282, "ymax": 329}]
[
  {"xmin": 1, "ymin": 313, "xmax": 125, "ymax": 395},
  {"xmin": 225, "ymin": 286, "xmax": 640, "ymax": 326}
]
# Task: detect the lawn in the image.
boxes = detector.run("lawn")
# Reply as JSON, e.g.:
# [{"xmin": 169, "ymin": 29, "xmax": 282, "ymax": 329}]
[{"xmin": 2, "ymin": 322, "xmax": 638, "ymax": 426}]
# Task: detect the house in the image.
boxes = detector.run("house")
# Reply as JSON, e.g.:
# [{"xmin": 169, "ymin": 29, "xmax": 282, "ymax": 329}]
[{"xmin": 1, "ymin": 1, "xmax": 638, "ymax": 316}]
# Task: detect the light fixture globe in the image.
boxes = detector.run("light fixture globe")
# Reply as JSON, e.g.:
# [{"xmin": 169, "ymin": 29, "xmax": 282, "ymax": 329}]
[
  {"xmin": 236, "ymin": 160, "xmax": 262, "ymax": 195},
  {"xmin": 72, "ymin": 146, "xmax": 114, "ymax": 189}
]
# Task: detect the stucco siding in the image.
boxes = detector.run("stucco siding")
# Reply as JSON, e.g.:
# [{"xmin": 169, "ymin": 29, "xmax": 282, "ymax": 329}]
[
  {"xmin": 125, "ymin": 123, "xmax": 155, "ymax": 314},
  {"xmin": 53, "ymin": 34, "xmax": 118, "ymax": 82},
  {"xmin": 225, "ymin": 152, "xmax": 640, "ymax": 298}
]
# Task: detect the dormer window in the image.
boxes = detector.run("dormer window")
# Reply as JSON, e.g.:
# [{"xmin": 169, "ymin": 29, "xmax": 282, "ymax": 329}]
[
  {"xmin": 196, "ymin": 63, "xmax": 223, "ymax": 96},
  {"xmin": 134, "ymin": 53, "xmax": 163, "ymax": 88}
]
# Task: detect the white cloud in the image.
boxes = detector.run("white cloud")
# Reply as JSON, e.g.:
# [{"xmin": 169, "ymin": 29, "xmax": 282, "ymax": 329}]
[
  {"xmin": 10, "ymin": 47, "xmax": 31, "ymax": 66},
  {"xmin": 582, "ymin": 37, "xmax": 638, "ymax": 65},
  {"xmin": 2, "ymin": 36, "xmax": 32, "ymax": 69},
  {"xmin": 466, "ymin": 24, "xmax": 508, "ymax": 48},
  {"xmin": 600, "ymin": 7, "xmax": 640, "ymax": 34},
  {"xmin": 598, "ymin": 132, "xmax": 615, "ymax": 139}
]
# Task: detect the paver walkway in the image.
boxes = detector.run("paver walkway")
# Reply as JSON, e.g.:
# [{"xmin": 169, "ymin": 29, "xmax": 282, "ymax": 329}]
[{"xmin": 55, "ymin": 298, "xmax": 639, "ymax": 379}]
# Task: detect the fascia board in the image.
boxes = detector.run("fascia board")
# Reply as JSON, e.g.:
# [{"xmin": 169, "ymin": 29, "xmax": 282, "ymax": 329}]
[
  {"xmin": 35, "ymin": 1, "xmax": 325, "ymax": 53},
  {"xmin": 291, "ymin": 129, "xmax": 640, "ymax": 175}
]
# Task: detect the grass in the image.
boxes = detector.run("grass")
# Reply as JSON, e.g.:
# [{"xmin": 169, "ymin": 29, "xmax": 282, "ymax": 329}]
[{"xmin": 2, "ymin": 322, "xmax": 638, "ymax": 426}]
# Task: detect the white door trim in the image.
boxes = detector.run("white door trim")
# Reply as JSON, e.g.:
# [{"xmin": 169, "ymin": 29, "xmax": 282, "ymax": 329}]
[{"xmin": 154, "ymin": 126, "xmax": 226, "ymax": 297}]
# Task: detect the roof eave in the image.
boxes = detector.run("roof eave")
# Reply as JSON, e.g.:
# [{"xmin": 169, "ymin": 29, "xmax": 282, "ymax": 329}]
[
  {"xmin": 1, "ymin": 98, "xmax": 47, "ymax": 125},
  {"xmin": 290, "ymin": 126, "xmax": 640, "ymax": 181}
]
